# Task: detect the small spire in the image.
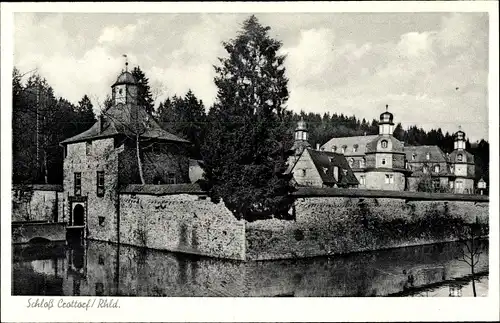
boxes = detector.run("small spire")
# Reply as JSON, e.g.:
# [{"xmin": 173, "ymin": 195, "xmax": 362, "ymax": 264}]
[
  {"xmin": 386, "ymin": 104, "xmax": 389, "ymax": 111},
  {"xmin": 123, "ymin": 54, "xmax": 128, "ymax": 72},
  {"xmin": 458, "ymin": 125, "xmax": 462, "ymax": 131}
]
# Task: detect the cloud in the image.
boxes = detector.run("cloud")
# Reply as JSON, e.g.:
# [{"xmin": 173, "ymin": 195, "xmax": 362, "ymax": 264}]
[
  {"xmin": 13, "ymin": 13, "xmax": 488, "ymax": 141},
  {"xmin": 281, "ymin": 13, "xmax": 488, "ymax": 141},
  {"xmin": 98, "ymin": 19, "xmax": 148, "ymax": 45}
]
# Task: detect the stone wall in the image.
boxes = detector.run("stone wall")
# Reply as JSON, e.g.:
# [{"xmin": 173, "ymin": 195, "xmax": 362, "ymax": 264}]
[
  {"xmin": 12, "ymin": 185, "xmax": 63, "ymax": 222},
  {"xmin": 246, "ymin": 192, "xmax": 489, "ymax": 261},
  {"xmin": 119, "ymin": 193, "xmax": 246, "ymax": 260},
  {"xmin": 63, "ymin": 138, "xmax": 120, "ymax": 242}
]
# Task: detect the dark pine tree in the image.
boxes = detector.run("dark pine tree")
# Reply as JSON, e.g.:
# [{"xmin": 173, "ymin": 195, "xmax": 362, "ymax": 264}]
[
  {"xmin": 131, "ymin": 66, "xmax": 155, "ymax": 114},
  {"xmin": 75, "ymin": 94, "xmax": 97, "ymax": 134},
  {"xmin": 201, "ymin": 15, "xmax": 294, "ymax": 221}
]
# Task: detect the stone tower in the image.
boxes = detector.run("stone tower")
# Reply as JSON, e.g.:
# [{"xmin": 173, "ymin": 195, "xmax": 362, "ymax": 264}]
[{"xmin": 111, "ymin": 62, "xmax": 138, "ymax": 106}]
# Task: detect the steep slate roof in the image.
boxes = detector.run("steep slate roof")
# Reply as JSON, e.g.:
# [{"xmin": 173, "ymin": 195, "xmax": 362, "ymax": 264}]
[
  {"xmin": 405, "ymin": 145, "xmax": 449, "ymax": 163},
  {"xmin": 307, "ymin": 149, "xmax": 359, "ymax": 186},
  {"xmin": 365, "ymin": 135, "xmax": 405, "ymax": 153},
  {"xmin": 448, "ymin": 150, "xmax": 475, "ymax": 164},
  {"xmin": 321, "ymin": 135, "xmax": 378, "ymax": 156},
  {"xmin": 61, "ymin": 103, "xmax": 189, "ymax": 145}
]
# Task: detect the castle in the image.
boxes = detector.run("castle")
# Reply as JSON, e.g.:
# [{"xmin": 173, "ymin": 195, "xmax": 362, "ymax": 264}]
[
  {"xmin": 59, "ymin": 66, "xmax": 195, "ymax": 239},
  {"xmin": 289, "ymin": 106, "xmax": 476, "ymax": 194}
]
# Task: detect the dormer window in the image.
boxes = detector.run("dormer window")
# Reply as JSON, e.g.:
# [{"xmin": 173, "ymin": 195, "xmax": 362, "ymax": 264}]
[
  {"xmin": 457, "ymin": 154, "xmax": 463, "ymax": 162},
  {"xmin": 341, "ymin": 146, "xmax": 346, "ymax": 153},
  {"xmin": 423, "ymin": 166, "xmax": 428, "ymax": 174},
  {"xmin": 434, "ymin": 165, "xmax": 440, "ymax": 173},
  {"xmin": 353, "ymin": 144, "xmax": 358, "ymax": 153},
  {"xmin": 381, "ymin": 140, "xmax": 388, "ymax": 149},
  {"xmin": 412, "ymin": 153, "xmax": 416, "ymax": 161},
  {"xmin": 360, "ymin": 158, "xmax": 366, "ymax": 168},
  {"xmin": 349, "ymin": 158, "xmax": 354, "ymax": 167},
  {"xmin": 426, "ymin": 152, "xmax": 430, "ymax": 160},
  {"xmin": 332, "ymin": 146, "xmax": 337, "ymax": 152}
]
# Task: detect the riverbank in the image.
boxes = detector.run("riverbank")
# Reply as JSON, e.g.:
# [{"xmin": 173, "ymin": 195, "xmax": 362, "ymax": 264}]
[
  {"xmin": 12, "ymin": 239, "xmax": 489, "ymax": 297},
  {"xmin": 391, "ymin": 272, "xmax": 489, "ymax": 297}
]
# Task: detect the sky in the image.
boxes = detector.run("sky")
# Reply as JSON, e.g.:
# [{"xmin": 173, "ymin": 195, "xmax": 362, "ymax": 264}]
[{"xmin": 13, "ymin": 12, "xmax": 489, "ymax": 141}]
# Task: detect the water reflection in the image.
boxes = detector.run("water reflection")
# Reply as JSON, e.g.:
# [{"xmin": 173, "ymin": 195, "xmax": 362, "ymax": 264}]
[{"xmin": 12, "ymin": 240, "xmax": 488, "ymax": 297}]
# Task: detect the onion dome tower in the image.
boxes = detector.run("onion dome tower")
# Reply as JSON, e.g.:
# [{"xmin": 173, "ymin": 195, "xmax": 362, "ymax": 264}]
[
  {"xmin": 291, "ymin": 117, "xmax": 311, "ymax": 155},
  {"xmin": 379, "ymin": 104, "xmax": 394, "ymax": 136}
]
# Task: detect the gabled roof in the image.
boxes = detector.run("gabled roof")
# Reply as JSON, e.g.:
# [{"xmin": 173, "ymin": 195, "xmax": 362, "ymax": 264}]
[
  {"xmin": 307, "ymin": 149, "xmax": 359, "ymax": 186},
  {"xmin": 405, "ymin": 145, "xmax": 448, "ymax": 163},
  {"xmin": 61, "ymin": 103, "xmax": 190, "ymax": 145},
  {"xmin": 321, "ymin": 135, "xmax": 378, "ymax": 155}
]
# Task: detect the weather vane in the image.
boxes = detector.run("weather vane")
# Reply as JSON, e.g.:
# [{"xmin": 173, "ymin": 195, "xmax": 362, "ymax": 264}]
[{"xmin": 123, "ymin": 54, "xmax": 128, "ymax": 72}]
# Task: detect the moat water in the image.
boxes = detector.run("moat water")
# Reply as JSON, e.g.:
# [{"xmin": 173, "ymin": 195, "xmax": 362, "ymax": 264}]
[{"xmin": 12, "ymin": 240, "xmax": 488, "ymax": 297}]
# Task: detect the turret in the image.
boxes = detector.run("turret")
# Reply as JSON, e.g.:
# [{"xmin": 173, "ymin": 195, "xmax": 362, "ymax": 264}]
[{"xmin": 379, "ymin": 104, "xmax": 394, "ymax": 136}]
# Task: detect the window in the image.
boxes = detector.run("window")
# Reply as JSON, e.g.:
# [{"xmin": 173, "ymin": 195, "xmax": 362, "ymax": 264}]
[
  {"xmin": 385, "ymin": 174, "xmax": 394, "ymax": 184},
  {"xmin": 302, "ymin": 169, "xmax": 307, "ymax": 176},
  {"xmin": 97, "ymin": 171, "xmax": 105, "ymax": 197},
  {"xmin": 353, "ymin": 145, "xmax": 358, "ymax": 153},
  {"xmin": 360, "ymin": 158, "xmax": 366, "ymax": 168},
  {"xmin": 349, "ymin": 158, "xmax": 354, "ymax": 167},
  {"xmin": 412, "ymin": 153, "xmax": 416, "ymax": 161},
  {"xmin": 423, "ymin": 166, "xmax": 428, "ymax": 174},
  {"xmin": 167, "ymin": 172, "xmax": 176, "ymax": 184},
  {"xmin": 381, "ymin": 140, "xmax": 388, "ymax": 148},
  {"xmin": 381, "ymin": 158, "xmax": 386, "ymax": 165},
  {"xmin": 457, "ymin": 154, "xmax": 463, "ymax": 162},
  {"xmin": 98, "ymin": 216, "xmax": 105, "ymax": 226},
  {"xmin": 341, "ymin": 146, "xmax": 346, "ymax": 153},
  {"xmin": 449, "ymin": 181, "xmax": 454, "ymax": 189},
  {"xmin": 74, "ymin": 172, "xmax": 81, "ymax": 196},
  {"xmin": 332, "ymin": 146, "xmax": 337, "ymax": 152},
  {"xmin": 98, "ymin": 255, "xmax": 105, "ymax": 265},
  {"xmin": 360, "ymin": 175, "xmax": 366, "ymax": 185},
  {"xmin": 86, "ymin": 141, "xmax": 92, "ymax": 156},
  {"xmin": 456, "ymin": 180, "xmax": 463, "ymax": 189},
  {"xmin": 426, "ymin": 152, "xmax": 430, "ymax": 160},
  {"xmin": 434, "ymin": 165, "xmax": 440, "ymax": 173}
]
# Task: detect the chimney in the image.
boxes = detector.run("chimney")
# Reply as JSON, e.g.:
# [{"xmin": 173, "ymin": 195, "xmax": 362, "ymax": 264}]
[
  {"xmin": 98, "ymin": 114, "xmax": 104, "ymax": 133},
  {"xmin": 333, "ymin": 166, "xmax": 339, "ymax": 181},
  {"xmin": 316, "ymin": 143, "xmax": 320, "ymax": 151}
]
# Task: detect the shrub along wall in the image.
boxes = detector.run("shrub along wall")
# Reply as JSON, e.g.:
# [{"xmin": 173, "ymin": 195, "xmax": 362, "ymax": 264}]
[{"xmin": 246, "ymin": 189, "xmax": 489, "ymax": 261}]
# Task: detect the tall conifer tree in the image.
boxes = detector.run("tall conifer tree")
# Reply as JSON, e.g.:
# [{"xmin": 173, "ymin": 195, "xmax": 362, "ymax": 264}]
[{"xmin": 201, "ymin": 15, "xmax": 294, "ymax": 221}]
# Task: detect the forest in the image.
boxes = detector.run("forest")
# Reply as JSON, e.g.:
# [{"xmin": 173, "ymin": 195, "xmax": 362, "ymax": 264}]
[
  {"xmin": 11, "ymin": 17, "xmax": 489, "ymax": 195},
  {"xmin": 12, "ymin": 65, "xmax": 489, "ymax": 187}
]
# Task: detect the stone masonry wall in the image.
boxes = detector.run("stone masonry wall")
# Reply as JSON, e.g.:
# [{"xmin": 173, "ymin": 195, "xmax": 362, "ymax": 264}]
[
  {"xmin": 119, "ymin": 193, "xmax": 246, "ymax": 260},
  {"xmin": 63, "ymin": 138, "xmax": 120, "ymax": 242},
  {"xmin": 246, "ymin": 196, "xmax": 489, "ymax": 260}
]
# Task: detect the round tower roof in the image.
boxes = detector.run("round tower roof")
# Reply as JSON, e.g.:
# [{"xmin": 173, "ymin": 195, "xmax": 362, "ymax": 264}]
[
  {"xmin": 379, "ymin": 104, "xmax": 394, "ymax": 124},
  {"xmin": 113, "ymin": 71, "xmax": 136, "ymax": 86},
  {"xmin": 296, "ymin": 118, "xmax": 307, "ymax": 131}
]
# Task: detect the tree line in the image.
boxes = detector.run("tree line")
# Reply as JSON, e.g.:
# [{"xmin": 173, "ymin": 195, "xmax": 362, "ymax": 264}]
[{"xmin": 12, "ymin": 15, "xmax": 489, "ymax": 220}]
